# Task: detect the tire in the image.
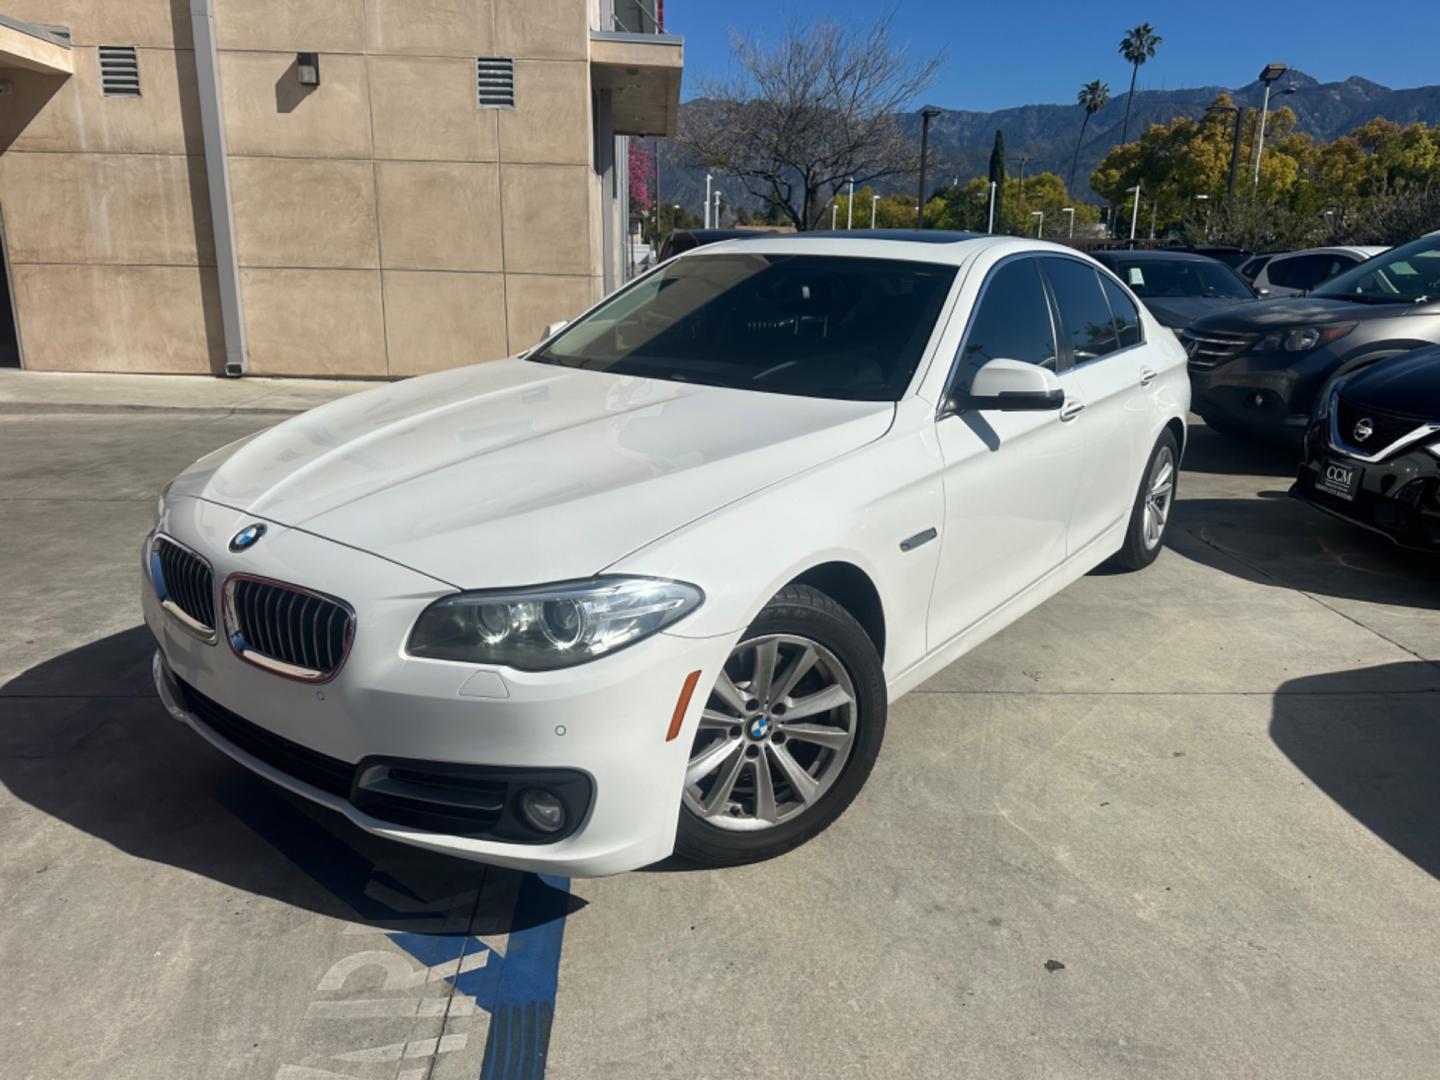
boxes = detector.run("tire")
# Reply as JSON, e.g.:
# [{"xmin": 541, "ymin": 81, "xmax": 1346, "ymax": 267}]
[
  {"xmin": 1113, "ymin": 430, "xmax": 1179, "ymax": 571},
  {"xmin": 673, "ymin": 584, "xmax": 886, "ymax": 867}
]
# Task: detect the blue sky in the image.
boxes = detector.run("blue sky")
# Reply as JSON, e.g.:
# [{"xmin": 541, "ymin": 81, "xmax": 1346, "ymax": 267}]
[{"xmin": 668, "ymin": 1, "xmax": 1440, "ymax": 111}]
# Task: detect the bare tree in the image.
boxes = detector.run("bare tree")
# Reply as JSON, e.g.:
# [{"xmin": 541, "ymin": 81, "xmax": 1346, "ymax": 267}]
[{"xmin": 677, "ymin": 18, "xmax": 941, "ymax": 230}]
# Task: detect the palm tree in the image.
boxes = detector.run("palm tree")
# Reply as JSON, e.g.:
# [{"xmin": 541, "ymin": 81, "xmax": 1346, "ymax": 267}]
[
  {"xmin": 1118, "ymin": 23, "xmax": 1162, "ymax": 145},
  {"xmin": 1070, "ymin": 80, "xmax": 1110, "ymax": 190}
]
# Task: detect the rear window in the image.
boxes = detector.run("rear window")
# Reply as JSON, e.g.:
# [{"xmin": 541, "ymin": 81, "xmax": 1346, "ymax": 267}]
[{"xmin": 532, "ymin": 253, "xmax": 958, "ymax": 401}]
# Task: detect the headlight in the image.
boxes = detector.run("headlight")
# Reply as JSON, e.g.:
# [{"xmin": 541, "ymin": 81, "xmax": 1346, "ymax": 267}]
[
  {"xmin": 406, "ymin": 577, "xmax": 703, "ymax": 670},
  {"xmin": 1265, "ymin": 324, "xmax": 1356, "ymax": 353}
]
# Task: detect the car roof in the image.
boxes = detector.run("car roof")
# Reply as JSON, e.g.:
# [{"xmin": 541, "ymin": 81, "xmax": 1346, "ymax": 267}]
[
  {"xmin": 1273, "ymin": 245, "xmax": 1389, "ymax": 259},
  {"xmin": 685, "ymin": 231, "xmax": 1072, "ymax": 267},
  {"xmin": 1092, "ymin": 249, "xmax": 1218, "ymax": 263}
]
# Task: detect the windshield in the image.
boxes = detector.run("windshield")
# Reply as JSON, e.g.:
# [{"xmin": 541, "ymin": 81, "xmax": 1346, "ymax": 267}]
[
  {"xmin": 530, "ymin": 253, "xmax": 958, "ymax": 401},
  {"xmin": 1311, "ymin": 233, "xmax": 1440, "ymax": 303},
  {"xmin": 1110, "ymin": 258, "xmax": 1253, "ymax": 300}
]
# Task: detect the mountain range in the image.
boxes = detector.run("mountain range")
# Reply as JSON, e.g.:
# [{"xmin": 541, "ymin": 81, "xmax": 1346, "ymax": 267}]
[{"xmin": 658, "ymin": 70, "xmax": 1440, "ymax": 215}]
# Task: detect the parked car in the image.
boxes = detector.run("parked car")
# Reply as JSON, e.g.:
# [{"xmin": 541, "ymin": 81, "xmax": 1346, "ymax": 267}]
[
  {"xmin": 1292, "ymin": 346, "xmax": 1440, "ymax": 551},
  {"xmin": 657, "ymin": 227, "xmax": 776, "ymax": 261},
  {"xmin": 144, "ymin": 233, "xmax": 1189, "ymax": 876},
  {"xmin": 1171, "ymin": 244, "xmax": 1251, "ymax": 270},
  {"xmin": 1251, "ymin": 245, "xmax": 1388, "ymax": 298},
  {"xmin": 1184, "ymin": 231, "xmax": 1440, "ymax": 441},
  {"xmin": 1237, "ymin": 251, "xmax": 1282, "ymax": 283},
  {"xmin": 1091, "ymin": 250, "xmax": 1256, "ymax": 332}
]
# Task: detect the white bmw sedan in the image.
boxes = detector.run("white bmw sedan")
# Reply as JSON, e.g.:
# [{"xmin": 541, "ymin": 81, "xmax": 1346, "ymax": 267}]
[{"xmin": 144, "ymin": 232, "xmax": 1189, "ymax": 876}]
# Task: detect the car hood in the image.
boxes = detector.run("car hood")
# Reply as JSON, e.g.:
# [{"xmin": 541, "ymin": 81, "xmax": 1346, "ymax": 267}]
[
  {"xmin": 1340, "ymin": 345, "xmax": 1440, "ymax": 416},
  {"xmin": 171, "ymin": 357, "xmax": 895, "ymax": 587},
  {"xmin": 1188, "ymin": 296, "xmax": 1414, "ymax": 332},
  {"xmin": 1143, "ymin": 296, "xmax": 1256, "ymax": 329}
]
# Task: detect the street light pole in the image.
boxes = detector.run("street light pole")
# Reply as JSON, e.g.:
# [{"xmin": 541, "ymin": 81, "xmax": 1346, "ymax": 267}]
[
  {"xmin": 1252, "ymin": 63, "xmax": 1288, "ymax": 188},
  {"xmin": 1128, "ymin": 184, "xmax": 1142, "ymax": 241},
  {"xmin": 1062, "ymin": 206, "xmax": 1074, "ymax": 238},
  {"xmin": 917, "ymin": 107, "xmax": 941, "ymax": 228},
  {"xmin": 703, "ymin": 173, "xmax": 712, "ymax": 229},
  {"xmin": 1031, "ymin": 210, "xmax": 1044, "ymax": 237},
  {"xmin": 1195, "ymin": 193, "xmax": 1210, "ymax": 239},
  {"xmin": 871, "ymin": 193, "xmax": 879, "ymax": 229},
  {"xmin": 987, "ymin": 180, "xmax": 996, "ymax": 234},
  {"xmin": 831, "ymin": 201, "xmax": 838, "ymax": 229},
  {"xmin": 846, "ymin": 177, "xmax": 854, "ymax": 230}
]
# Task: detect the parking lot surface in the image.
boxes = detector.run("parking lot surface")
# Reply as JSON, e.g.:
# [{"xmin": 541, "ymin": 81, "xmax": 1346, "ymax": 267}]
[{"xmin": 2, "ymin": 407, "xmax": 1438, "ymax": 1080}]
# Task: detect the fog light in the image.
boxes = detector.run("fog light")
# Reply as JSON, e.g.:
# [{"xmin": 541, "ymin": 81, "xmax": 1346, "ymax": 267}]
[{"xmin": 518, "ymin": 789, "xmax": 565, "ymax": 834}]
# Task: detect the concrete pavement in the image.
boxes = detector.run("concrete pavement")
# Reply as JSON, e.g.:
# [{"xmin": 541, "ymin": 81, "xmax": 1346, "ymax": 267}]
[{"xmin": 1, "ymin": 402, "xmax": 1437, "ymax": 1080}]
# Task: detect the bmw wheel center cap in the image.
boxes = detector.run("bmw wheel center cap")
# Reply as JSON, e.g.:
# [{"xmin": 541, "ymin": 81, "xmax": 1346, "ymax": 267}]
[
  {"xmin": 749, "ymin": 717, "xmax": 771, "ymax": 739},
  {"xmin": 230, "ymin": 523, "xmax": 267, "ymax": 552}
]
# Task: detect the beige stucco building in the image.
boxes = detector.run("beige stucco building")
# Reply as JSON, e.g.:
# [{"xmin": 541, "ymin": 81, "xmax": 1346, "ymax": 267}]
[{"xmin": 0, "ymin": 1, "xmax": 680, "ymax": 377}]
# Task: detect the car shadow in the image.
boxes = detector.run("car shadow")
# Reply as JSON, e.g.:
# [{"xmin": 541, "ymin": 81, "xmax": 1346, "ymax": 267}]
[
  {"xmin": 0, "ymin": 626, "xmax": 584, "ymax": 934},
  {"xmin": 1180, "ymin": 420, "xmax": 1303, "ymax": 478},
  {"xmin": 1168, "ymin": 492, "xmax": 1440, "ymax": 609},
  {"xmin": 1271, "ymin": 662, "xmax": 1440, "ymax": 879}
]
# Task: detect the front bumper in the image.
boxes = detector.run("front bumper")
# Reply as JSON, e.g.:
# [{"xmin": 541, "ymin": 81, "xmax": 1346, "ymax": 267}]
[
  {"xmin": 145, "ymin": 496, "xmax": 735, "ymax": 876},
  {"xmin": 1290, "ymin": 422, "xmax": 1440, "ymax": 553},
  {"xmin": 1188, "ymin": 348, "xmax": 1338, "ymax": 439}
]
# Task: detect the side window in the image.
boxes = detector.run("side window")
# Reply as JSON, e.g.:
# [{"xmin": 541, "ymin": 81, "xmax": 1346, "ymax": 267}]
[
  {"xmin": 1265, "ymin": 257, "xmax": 1294, "ymax": 287},
  {"xmin": 1277, "ymin": 254, "xmax": 1330, "ymax": 290},
  {"xmin": 1043, "ymin": 258, "xmax": 1120, "ymax": 363},
  {"xmin": 1099, "ymin": 275, "xmax": 1142, "ymax": 348},
  {"xmin": 957, "ymin": 258, "xmax": 1057, "ymax": 374}
]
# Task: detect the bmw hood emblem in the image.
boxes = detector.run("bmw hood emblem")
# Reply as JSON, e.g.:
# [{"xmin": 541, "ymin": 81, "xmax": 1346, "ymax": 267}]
[
  {"xmin": 1352, "ymin": 417, "xmax": 1374, "ymax": 443},
  {"xmin": 229, "ymin": 523, "xmax": 267, "ymax": 552}
]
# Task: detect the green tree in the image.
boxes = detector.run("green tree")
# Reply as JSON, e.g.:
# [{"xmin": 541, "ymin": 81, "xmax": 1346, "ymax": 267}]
[
  {"xmin": 1071, "ymin": 80, "xmax": 1110, "ymax": 190},
  {"xmin": 988, "ymin": 130, "xmax": 1006, "ymax": 232},
  {"xmin": 1117, "ymin": 23, "xmax": 1162, "ymax": 146}
]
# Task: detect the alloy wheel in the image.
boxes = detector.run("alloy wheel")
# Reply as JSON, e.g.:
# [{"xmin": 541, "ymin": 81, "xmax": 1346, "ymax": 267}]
[
  {"xmin": 1143, "ymin": 445, "xmax": 1176, "ymax": 550},
  {"xmin": 683, "ymin": 633, "xmax": 857, "ymax": 832}
]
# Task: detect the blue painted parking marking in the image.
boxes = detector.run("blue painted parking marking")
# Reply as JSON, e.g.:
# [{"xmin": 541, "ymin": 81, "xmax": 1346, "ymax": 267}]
[{"xmin": 224, "ymin": 781, "xmax": 575, "ymax": 1079}]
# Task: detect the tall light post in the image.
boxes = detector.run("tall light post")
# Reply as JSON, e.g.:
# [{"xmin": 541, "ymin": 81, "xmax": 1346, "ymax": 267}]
[
  {"xmin": 1128, "ymin": 184, "xmax": 1142, "ymax": 241},
  {"xmin": 871, "ymin": 193, "xmax": 880, "ymax": 229},
  {"xmin": 1252, "ymin": 63, "xmax": 1288, "ymax": 188},
  {"xmin": 917, "ymin": 107, "xmax": 941, "ymax": 228},
  {"xmin": 1149, "ymin": 200, "xmax": 1157, "ymax": 240},
  {"xmin": 846, "ymin": 177, "xmax": 855, "ymax": 230},
  {"xmin": 1031, "ymin": 210, "xmax": 1044, "ymax": 237},
  {"xmin": 1062, "ymin": 206, "xmax": 1075, "ymax": 238},
  {"xmin": 703, "ymin": 173, "xmax": 713, "ymax": 228},
  {"xmin": 986, "ymin": 181, "xmax": 996, "ymax": 234},
  {"xmin": 1195, "ymin": 193, "xmax": 1210, "ymax": 239}
]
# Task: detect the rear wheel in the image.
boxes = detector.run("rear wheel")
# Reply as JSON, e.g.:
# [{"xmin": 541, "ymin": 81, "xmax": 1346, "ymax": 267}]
[
  {"xmin": 1113, "ymin": 430, "xmax": 1179, "ymax": 571},
  {"xmin": 674, "ymin": 584, "xmax": 886, "ymax": 867}
]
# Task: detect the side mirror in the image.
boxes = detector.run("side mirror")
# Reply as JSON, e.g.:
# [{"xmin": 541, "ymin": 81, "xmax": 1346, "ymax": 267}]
[
  {"xmin": 540, "ymin": 319, "xmax": 568, "ymax": 343},
  {"xmin": 956, "ymin": 358, "xmax": 1065, "ymax": 412}
]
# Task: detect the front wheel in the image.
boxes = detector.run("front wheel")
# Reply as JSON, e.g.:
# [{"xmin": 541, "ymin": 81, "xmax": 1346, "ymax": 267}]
[
  {"xmin": 1113, "ymin": 430, "xmax": 1179, "ymax": 571},
  {"xmin": 674, "ymin": 584, "xmax": 886, "ymax": 867}
]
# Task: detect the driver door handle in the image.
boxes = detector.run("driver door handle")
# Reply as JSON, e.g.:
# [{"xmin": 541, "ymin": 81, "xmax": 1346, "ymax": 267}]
[
  {"xmin": 1139, "ymin": 366, "xmax": 1158, "ymax": 387},
  {"xmin": 1059, "ymin": 399, "xmax": 1086, "ymax": 422}
]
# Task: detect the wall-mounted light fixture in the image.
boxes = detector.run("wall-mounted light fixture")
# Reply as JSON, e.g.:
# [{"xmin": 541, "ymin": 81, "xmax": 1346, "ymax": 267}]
[{"xmin": 296, "ymin": 52, "xmax": 320, "ymax": 87}]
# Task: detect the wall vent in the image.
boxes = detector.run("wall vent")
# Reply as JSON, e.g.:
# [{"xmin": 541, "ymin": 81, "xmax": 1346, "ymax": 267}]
[
  {"xmin": 99, "ymin": 45, "xmax": 141, "ymax": 97},
  {"xmin": 476, "ymin": 58, "xmax": 515, "ymax": 108}
]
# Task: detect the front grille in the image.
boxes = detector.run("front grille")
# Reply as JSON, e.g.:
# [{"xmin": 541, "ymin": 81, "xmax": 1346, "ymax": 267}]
[
  {"xmin": 152, "ymin": 536, "xmax": 216, "ymax": 634},
  {"xmin": 177, "ymin": 678, "xmax": 354, "ymax": 798},
  {"xmin": 1335, "ymin": 397, "xmax": 1430, "ymax": 456},
  {"xmin": 1183, "ymin": 329, "xmax": 1260, "ymax": 370},
  {"xmin": 223, "ymin": 576, "xmax": 353, "ymax": 681}
]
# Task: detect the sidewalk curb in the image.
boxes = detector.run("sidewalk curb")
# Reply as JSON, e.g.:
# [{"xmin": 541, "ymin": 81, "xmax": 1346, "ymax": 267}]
[{"xmin": 0, "ymin": 402, "xmax": 306, "ymax": 418}]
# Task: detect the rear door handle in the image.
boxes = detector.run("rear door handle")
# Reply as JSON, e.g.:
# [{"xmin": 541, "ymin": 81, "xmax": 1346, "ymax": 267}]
[
  {"xmin": 1139, "ymin": 366, "xmax": 1158, "ymax": 387},
  {"xmin": 1059, "ymin": 399, "xmax": 1086, "ymax": 422}
]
